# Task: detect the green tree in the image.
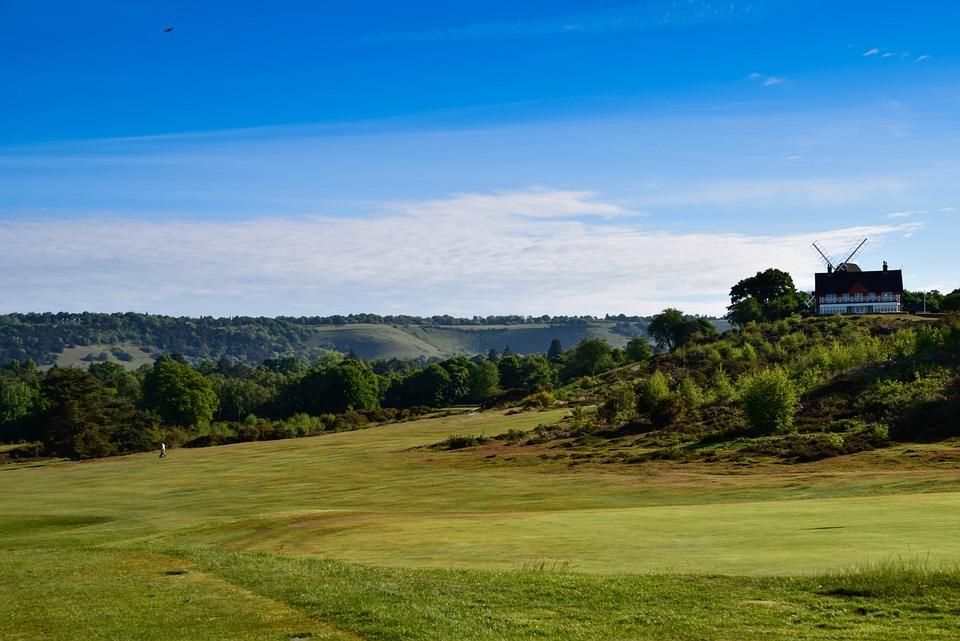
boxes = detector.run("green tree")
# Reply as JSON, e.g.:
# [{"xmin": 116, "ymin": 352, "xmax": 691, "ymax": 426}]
[
  {"xmin": 440, "ymin": 356, "xmax": 472, "ymax": 402},
  {"xmin": 625, "ymin": 338, "xmax": 654, "ymax": 364},
  {"xmin": 726, "ymin": 297, "xmax": 764, "ymax": 327},
  {"xmin": 87, "ymin": 361, "xmax": 141, "ymax": 400},
  {"xmin": 676, "ymin": 377, "xmax": 704, "ymax": 411},
  {"xmin": 727, "ymin": 268, "xmax": 807, "ymax": 325},
  {"xmin": 212, "ymin": 376, "xmax": 272, "ymax": 421},
  {"xmin": 0, "ymin": 380, "xmax": 43, "ymax": 438},
  {"xmin": 497, "ymin": 354, "xmax": 525, "ymax": 390},
  {"xmin": 386, "ymin": 364, "xmax": 451, "ymax": 408},
  {"xmin": 648, "ymin": 309, "xmax": 717, "ymax": 351},
  {"xmin": 37, "ymin": 369, "xmax": 120, "ymax": 458},
  {"xmin": 547, "ymin": 339, "xmax": 564, "ymax": 362},
  {"xmin": 519, "ymin": 355, "xmax": 555, "ymax": 390},
  {"xmin": 467, "ymin": 360, "xmax": 500, "ymax": 402},
  {"xmin": 637, "ymin": 370, "xmax": 671, "ymax": 413},
  {"xmin": 740, "ymin": 368, "xmax": 798, "ymax": 434},
  {"xmin": 942, "ymin": 289, "xmax": 960, "ymax": 312},
  {"xmin": 597, "ymin": 383, "xmax": 637, "ymax": 425},
  {"xmin": 561, "ymin": 338, "xmax": 614, "ymax": 380},
  {"xmin": 325, "ymin": 360, "xmax": 381, "ymax": 412},
  {"xmin": 142, "ymin": 357, "xmax": 219, "ymax": 428}
]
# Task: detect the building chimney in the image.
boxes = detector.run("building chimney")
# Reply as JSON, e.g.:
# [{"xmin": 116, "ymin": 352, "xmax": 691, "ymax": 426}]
[{"xmin": 883, "ymin": 260, "xmax": 888, "ymax": 271}]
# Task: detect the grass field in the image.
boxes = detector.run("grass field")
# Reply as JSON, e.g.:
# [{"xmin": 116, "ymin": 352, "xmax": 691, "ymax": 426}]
[{"xmin": 4, "ymin": 408, "xmax": 960, "ymax": 639}]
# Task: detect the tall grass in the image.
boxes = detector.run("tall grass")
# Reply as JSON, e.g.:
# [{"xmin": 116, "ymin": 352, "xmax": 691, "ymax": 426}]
[{"xmin": 815, "ymin": 555, "xmax": 960, "ymax": 597}]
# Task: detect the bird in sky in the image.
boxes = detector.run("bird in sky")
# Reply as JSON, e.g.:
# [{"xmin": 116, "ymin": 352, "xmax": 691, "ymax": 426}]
[{"xmin": 163, "ymin": 27, "xmax": 173, "ymax": 33}]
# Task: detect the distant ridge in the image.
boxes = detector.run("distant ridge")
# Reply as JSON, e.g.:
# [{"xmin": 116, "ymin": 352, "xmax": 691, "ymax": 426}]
[{"xmin": 0, "ymin": 312, "xmax": 695, "ymax": 367}]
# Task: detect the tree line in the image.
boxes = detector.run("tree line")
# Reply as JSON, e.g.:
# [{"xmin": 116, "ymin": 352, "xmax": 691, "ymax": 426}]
[{"xmin": 0, "ymin": 335, "xmax": 662, "ymax": 459}]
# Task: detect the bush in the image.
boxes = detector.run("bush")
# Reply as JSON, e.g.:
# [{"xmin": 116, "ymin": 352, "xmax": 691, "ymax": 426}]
[
  {"xmin": 597, "ymin": 384, "xmax": 637, "ymax": 425},
  {"xmin": 856, "ymin": 422, "xmax": 890, "ymax": 446},
  {"xmin": 521, "ymin": 390, "xmax": 555, "ymax": 409},
  {"xmin": 709, "ymin": 366, "xmax": 736, "ymax": 404},
  {"xmin": 650, "ymin": 393, "xmax": 685, "ymax": 428},
  {"xmin": 4, "ymin": 442, "xmax": 45, "ymax": 459},
  {"xmin": 637, "ymin": 371, "xmax": 670, "ymax": 413},
  {"xmin": 740, "ymin": 368, "xmax": 797, "ymax": 434},
  {"xmin": 676, "ymin": 377, "xmax": 703, "ymax": 411},
  {"xmin": 438, "ymin": 433, "xmax": 490, "ymax": 450},
  {"xmin": 867, "ymin": 372, "xmax": 951, "ymax": 439}
]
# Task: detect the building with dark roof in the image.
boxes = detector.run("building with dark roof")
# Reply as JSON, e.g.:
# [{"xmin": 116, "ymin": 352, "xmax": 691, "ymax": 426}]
[{"xmin": 814, "ymin": 261, "xmax": 904, "ymax": 315}]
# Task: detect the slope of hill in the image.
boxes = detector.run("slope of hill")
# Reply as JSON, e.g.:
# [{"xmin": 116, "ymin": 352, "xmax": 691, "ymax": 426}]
[{"xmin": 0, "ymin": 312, "xmax": 666, "ymax": 366}]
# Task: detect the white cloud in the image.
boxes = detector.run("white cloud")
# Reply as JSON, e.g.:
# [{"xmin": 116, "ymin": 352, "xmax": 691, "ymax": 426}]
[
  {"xmin": 0, "ymin": 189, "xmax": 925, "ymax": 317},
  {"xmin": 937, "ymin": 207, "xmax": 955, "ymax": 212},
  {"xmin": 749, "ymin": 72, "xmax": 785, "ymax": 87},
  {"xmin": 866, "ymin": 48, "xmax": 928, "ymax": 62},
  {"xmin": 885, "ymin": 210, "xmax": 925, "ymax": 219}
]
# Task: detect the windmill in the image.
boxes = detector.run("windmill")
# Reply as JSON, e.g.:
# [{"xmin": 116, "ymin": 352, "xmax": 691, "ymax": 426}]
[{"xmin": 811, "ymin": 238, "xmax": 868, "ymax": 273}]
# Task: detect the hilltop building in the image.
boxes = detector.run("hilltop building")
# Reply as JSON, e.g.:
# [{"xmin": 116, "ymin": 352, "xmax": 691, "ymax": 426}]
[{"xmin": 814, "ymin": 261, "xmax": 903, "ymax": 315}]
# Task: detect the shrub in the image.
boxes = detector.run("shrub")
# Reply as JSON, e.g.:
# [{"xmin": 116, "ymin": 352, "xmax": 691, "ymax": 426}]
[
  {"xmin": 499, "ymin": 428, "xmax": 527, "ymax": 444},
  {"xmin": 942, "ymin": 314, "xmax": 960, "ymax": 351},
  {"xmin": 650, "ymin": 393, "xmax": 685, "ymax": 428},
  {"xmin": 915, "ymin": 323, "xmax": 945, "ymax": 352},
  {"xmin": 567, "ymin": 405, "xmax": 597, "ymax": 434},
  {"xmin": 637, "ymin": 371, "xmax": 670, "ymax": 413},
  {"xmin": 740, "ymin": 368, "xmax": 798, "ymax": 434},
  {"xmin": 521, "ymin": 390, "xmax": 555, "ymax": 409},
  {"xmin": 4, "ymin": 442, "xmax": 44, "ymax": 459},
  {"xmin": 333, "ymin": 410, "xmax": 370, "ymax": 432},
  {"xmin": 597, "ymin": 384, "xmax": 637, "ymax": 425},
  {"xmin": 781, "ymin": 432, "xmax": 845, "ymax": 461},
  {"xmin": 676, "ymin": 377, "xmax": 703, "ymax": 411},
  {"xmin": 856, "ymin": 422, "xmax": 890, "ymax": 446},
  {"xmin": 438, "ymin": 433, "xmax": 490, "ymax": 450},
  {"xmin": 709, "ymin": 366, "xmax": 736, "ymax": 404}
]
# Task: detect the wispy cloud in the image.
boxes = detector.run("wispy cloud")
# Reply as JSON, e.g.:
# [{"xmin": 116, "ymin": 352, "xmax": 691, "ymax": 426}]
[
  {"xmin": 885, "ymin": 209, "xmax": 925, "ymax": 219},
  {"xmin": 359, "ymin": 1, "xmax": 770, "ymax": 43},
  {"xmin": 0, "ymin": 189, "xmax": 923, "ymax": 317},
  {"xmin": 749, "ymin": 72, "xmax": 785, "ymax": 87},
  {"xmin": 864, "ymin": 48, "xmax": 929, "ymax": 62}
]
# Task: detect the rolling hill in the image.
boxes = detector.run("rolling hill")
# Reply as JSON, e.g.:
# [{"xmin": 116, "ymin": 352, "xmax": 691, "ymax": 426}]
[{"xmin": 0, "ymin": 313, "xmax": 729, "ymax": 367}]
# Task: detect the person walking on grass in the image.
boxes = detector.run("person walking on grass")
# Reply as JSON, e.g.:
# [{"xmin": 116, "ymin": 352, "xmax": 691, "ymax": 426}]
[{"xmin": 159, "ymin": 442, "xmax": 166, "ymax": 459}]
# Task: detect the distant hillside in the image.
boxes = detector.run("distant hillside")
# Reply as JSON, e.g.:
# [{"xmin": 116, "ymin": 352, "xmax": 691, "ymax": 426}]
[{"xmin": 0, "ymin": 312, "xmax": 717, "ymax": 367}]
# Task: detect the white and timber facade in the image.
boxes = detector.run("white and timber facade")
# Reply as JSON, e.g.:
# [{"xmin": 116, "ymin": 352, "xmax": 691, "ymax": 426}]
[{"xmin": 814, "ymin": 262, "xmax": 904, "ymax": 315}]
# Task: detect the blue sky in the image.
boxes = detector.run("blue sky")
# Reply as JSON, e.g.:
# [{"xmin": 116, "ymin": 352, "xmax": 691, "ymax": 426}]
[{"xmin": 1, "ymin": 0, "xmax": 958, "ymax": 316}]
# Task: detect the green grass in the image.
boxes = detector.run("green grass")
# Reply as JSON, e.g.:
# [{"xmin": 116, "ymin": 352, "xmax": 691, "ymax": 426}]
[
  {"xmin": 1, "ymin": 548, "xmax": 355, "ymax": 641},
  {"xmin": 50, "ymin": 342, "xmax": 155, "ymax": 370},
  {"xmin": 4, "ymin": 407, "xmax": 960, "ymax": 638}
]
